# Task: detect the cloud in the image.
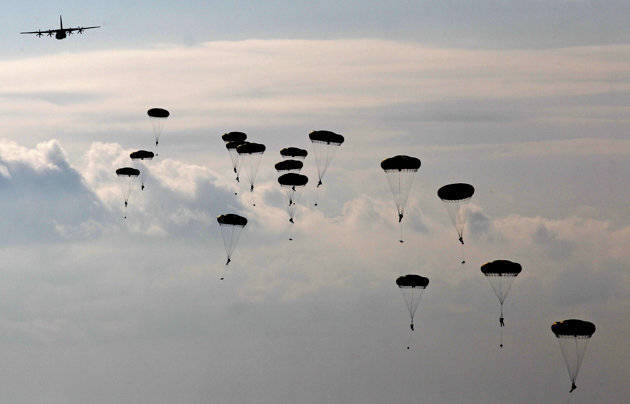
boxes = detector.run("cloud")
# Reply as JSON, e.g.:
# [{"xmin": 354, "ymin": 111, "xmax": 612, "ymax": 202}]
[
  {"xmin": 0, "ymin": 139, "xmax": 108, "ymax": 244},
  {"xmin": 1, "ymin": 40, "xmax": 629, "ymax": 146}
]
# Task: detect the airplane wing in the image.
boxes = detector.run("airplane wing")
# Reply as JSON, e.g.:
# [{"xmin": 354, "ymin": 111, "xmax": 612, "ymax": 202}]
[
  {"xmin": 65, "ymin": 26, "xmax": 101, "ymax": 32},
  {"xmin": 20, "ymin": 29, "xmax": 56, "ymax": 35}
]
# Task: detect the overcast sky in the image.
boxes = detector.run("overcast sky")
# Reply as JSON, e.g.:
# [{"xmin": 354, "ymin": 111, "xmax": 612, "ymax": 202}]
[{"xmin": 0, "ymin": 2, "xmax": 628, "ymax": 403}]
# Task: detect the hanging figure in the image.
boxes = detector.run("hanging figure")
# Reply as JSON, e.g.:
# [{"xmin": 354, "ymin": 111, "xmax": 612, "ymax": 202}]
[
  {"xmin": 147, "ymin": 108, "xmax": 170, "ymax": 156},
  {"xmin": 381, "ymin": 155, "xmax": 421, "ymax": 243},
  {"xmin": 129, "ymin": 150, "xmax": 154, "ymax": 191},
  {"xmin": 438, "ymin": 183, "xmax": 474, "ymax": 262},
  {"xmin": 481, "ymin": 260, "xmax": 522, "ymax": 349},
  {"xmin": 551, "ymin": 319, "xmax": 596, "ymax": 393}
]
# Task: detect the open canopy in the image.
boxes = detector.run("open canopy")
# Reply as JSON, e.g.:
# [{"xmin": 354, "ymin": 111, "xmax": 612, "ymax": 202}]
[
  {"xmin": 222, "ymin": 132, "xmax": 247, "ymax": 143},
  {"xmin": 381, "ymin": 155, "xmax": 421, "ymax": 171},
  {"xmin": 130, "ymin": 150, "xmax": 155, "ymax": 160}
]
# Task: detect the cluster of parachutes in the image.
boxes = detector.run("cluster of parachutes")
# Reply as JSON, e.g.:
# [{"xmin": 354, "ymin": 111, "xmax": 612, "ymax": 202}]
[
  {"xmin": 216, "ymin": 130, "xmax": 345, "ymax": 276},
  {"xmin": 115, "ymin": 108, "xmax": 169, "ymax": 219},
  {"xmin": 384, "ymin": 154, "xmax": 596, "ymax": 394}
]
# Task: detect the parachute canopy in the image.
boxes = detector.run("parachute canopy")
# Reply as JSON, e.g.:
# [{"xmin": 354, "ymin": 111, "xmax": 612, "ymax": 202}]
[
  {"xmin": 381, "ymin": 155, "xmax": 421, "ymax": 242},
  {"xmin": 237, "ymin": 142, "xmax": 266, "ymax": 193},
  {"xmin": 116, "ymin": 167, "xmax": 140, "ymax": 177},
  {"xmin": 438, "ymin": 182, "xmax": 475, "ymax": 247},
  {"xmin": 237, "ymin": 142, "xmax": 266, "ymax": 154},
  {"xmin": 396, "ymin": 275, "xmax": 429, "ymax": 288},
  {"xmin": 381, "ymin": 155, "xmax": 421, "ymax": 171},
  {"xmin": 275, "ymin": 160, "xmax": 304, "ymax": 173},
  {"xmin": 147, "ymin": 108, "xmax": 170, "ymax": 118},
  {"xmin": 438, "ymin": 183, "xmax": 475, "ymax": 201},
  {"xmin": 551, "ymin": 318, "xmax": 596, "ymax": 392},
  {"xmin": 552, "ymin": 319, "xmax": 596, "ymax": 338},
  {"xmin": 481, "ymin": 260, "xmax": 521, "ymax": 347},
  {"xmin": 217, "ymin": 214, "xmax": 247, "ymax": 266},
  {"xmin": 278, "ymin": 173, "xmax": 309, "ymax": 187},
  {"xmin": 130, "ymin": 150, "xmax": 155, "ymax": 160},
  {"xmin": 309, "ymin": 130, "xmax": 344, "ymax": 191},
  {"xmin": 395, "ymin": 274, "xmax": 429, "ymax": 337},
  {"xmin": 481, "ymin": 260, "xmax": 522, "ymax": 276},
  {"xmin": 217, "ymin": 213, "xmax": 248, "ymax": 227},
  {"xmin": 280, "ymin": 147, "xmax": 308, "ymax": 159},
  {"xmin": 309, "ymin": 130, "xmax": 344, "ymax": 145},
  {"xmin": 222, "ymin": 132, "xmax": 247, "ymax": 143}
]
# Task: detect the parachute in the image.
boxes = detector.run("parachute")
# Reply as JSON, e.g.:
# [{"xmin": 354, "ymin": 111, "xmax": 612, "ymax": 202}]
[
  {"xmin": 236, "ymin": 142, "xmax": 266, "ymax": 202},
  {"xmin": 217, "ymin": 214, "xmax": 248, "ymax": 268},
  {"xmin": 129, "ymin": 150, "xmax": 154, "ymax": 191},
  {"xmin": 437, "ymin": 183, "xmax": 474, "ymax": 244},
  {"xmin": 222, "ymin": 131, "xmax": 247, "ymax": 143},
  {"xmin": 115, "ymin": 167, "xmax": 140, "ymax": 219},
  {"xmin": 480, "ymin": 260, "xmax": 522, "ymax": 348},
  {"xmin": 396, "ymin": 275, "xmax": 429, "ymax": 349},
  {"xmin": 551, "ymin": 319, "xmax": 596, "ymax": 393},
  {"xmin": 225, "ymin": 140, "xmax": 245, "ymax": 186},
  {"xmin": 274, "ymin": 159, "xmax": 304, "ymax": 173},
  {"xmin": 278, "ymin": 173, "xmax": 308, "ymax": 239},
  {"xmin": 280, "ymin": 147, "xmax": 308, "ymax": 160},
  {"xmin": 308, "ymin": 130, "xmax": 344, "ymax": 206},
  {"xmin": 381, "ymin": 155, "xmax": 421, "ymax": 243},
  {"xmin": 147, "ymin": 108, "xmax": 169, "ymax": 156}
]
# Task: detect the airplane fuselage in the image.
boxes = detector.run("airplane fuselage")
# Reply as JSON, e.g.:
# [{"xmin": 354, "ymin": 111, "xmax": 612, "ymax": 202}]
[{"xmin": 56, "ymin": 31, "xmax": 66, "ymax": 40}]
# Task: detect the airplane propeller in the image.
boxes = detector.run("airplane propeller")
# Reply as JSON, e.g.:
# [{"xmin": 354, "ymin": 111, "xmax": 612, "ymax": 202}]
[
  {"xmin": 48, "ymin": 32, "xmax": 54, "ymax": 37},
  {"xmin": 36, "ymin": 31, "xmax": 43, "ymax": 37},
  {"xmin": 78, "ymin": 28, "xmax": 84, "ymax": 34}
]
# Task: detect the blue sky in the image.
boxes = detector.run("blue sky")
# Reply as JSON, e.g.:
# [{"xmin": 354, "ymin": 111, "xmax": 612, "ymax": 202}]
[
  {"xmin": 0, "ymin": 2, "xmax": 629, "ymax": 403},
  {"xmin": 5, "ymin": 0, "xmax": 630, "ymax": 57}
]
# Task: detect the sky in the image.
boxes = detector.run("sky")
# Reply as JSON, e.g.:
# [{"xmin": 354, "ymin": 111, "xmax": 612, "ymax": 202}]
[{"xmin": 0, "ymin": 1, "xmax": 628, "ymax": 403}]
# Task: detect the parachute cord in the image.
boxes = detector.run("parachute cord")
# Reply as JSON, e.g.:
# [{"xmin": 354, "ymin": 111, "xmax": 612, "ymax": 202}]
[
  {"xmin": 460, "ymin": 242, "xmax": 466, "ymax": 264},
  {"xmin": 399, "ymin": 220, "xmax": 404, "ymax": 243},
  {"xmin": 405, "ymin": 327, "xmax": 414, "ymax": 351}
]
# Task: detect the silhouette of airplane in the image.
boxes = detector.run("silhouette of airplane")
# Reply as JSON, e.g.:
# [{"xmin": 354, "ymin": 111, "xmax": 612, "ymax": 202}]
[{"xmin": 21, "ymin": 16, "xmax": 100, "ymax": 40}]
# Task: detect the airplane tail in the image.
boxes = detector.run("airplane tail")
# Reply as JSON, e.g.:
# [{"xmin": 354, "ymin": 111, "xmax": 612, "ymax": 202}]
[{"xmin": 60, "ymin": 15, "xmax": 63, "ymax": 29}]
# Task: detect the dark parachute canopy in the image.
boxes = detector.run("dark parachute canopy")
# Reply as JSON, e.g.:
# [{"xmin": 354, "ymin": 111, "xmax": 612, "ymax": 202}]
[
  {"xmin": 129, "ymin": 150, "xmax": 154, "ymax": 191},
  {"xmin": 147, "ymin": 108, "xmax": 170, "ymax": 118},
  {"xmin": 116, "ymin": 167, "xmax": 140, "ymax": 218},
  {"xmin": 147, "ymin": 107, "xmax": 170, "ymax": 155},
  {"xmin": 280, "ymin": 147, "xmax": 308, "ymax": 159},
  {"xmin": 438, "ymin": 183, "xmax": 475, "ymax": 262},
  {"xmin": 278, "ymin": 173, "xmax": 309, "ymax": 187},
  {"xmin": 437, "ymin": 183, "xmax": 475, "ymax": 201},
  {"xmin": 309, "ymin": 130, "xmax": 345, "ymax": 145},
  {"xmin": 217, "ymin": 214, "xmax": 248, "ymax": 267},
  {"xmin": 278, "ymin": 173, "xmax": 309, "ymax": 229},
  {"xmin": 237, "ymin": 142, "xmax": 266, "ymax": 193},
  {"xmin": 481, "ymin": 260, "xmax": 522, "ymax": 276},
  {"xmin": 481, "ymin": 260, "xmax": 522, "ymax": 348},
  {"xmin": 396, "ymin": 275, "xmax": 430, "ymax": 288},
  {"xmin": 396, "ymin": 275, "xmax": 429, "ymax": 343},
  {"xmin": 381, "ymin": 155, "xmax": 421, "ymax": 243},
  {"xmin": 380, "ymin": 155, "xmax": 421, "ymax": 171},
  {"xmin": 226, "ymin": 140, "xmax": 246, "ymax": 183},
  {"xmin": 275, "ymin": 159, "xmax": 304, "ymax": 173},
  {"xmin": 222, "ymin": 131, "xmax": 247, "ymax": 143},
  {"xmin": 116, "ymin": 167, "xmax": 140, "ymax": 177},
  {"xmin": 551, "ymin": 319, "xmax": 596, "ymax": 393},
  {"xmin": 551, "ymin": 319, "xmax": 596, "ymax": 337},
  {"xmin": 130, "ymin": 150, "xmax": 155, "ymax": 160},
  {"xmin": 217, "ymin": 213, "xmax": 248, "ymax": 227},
  {"xmin": 309, "ymin": 130, "xmax": 344, "ymax": 192}
]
